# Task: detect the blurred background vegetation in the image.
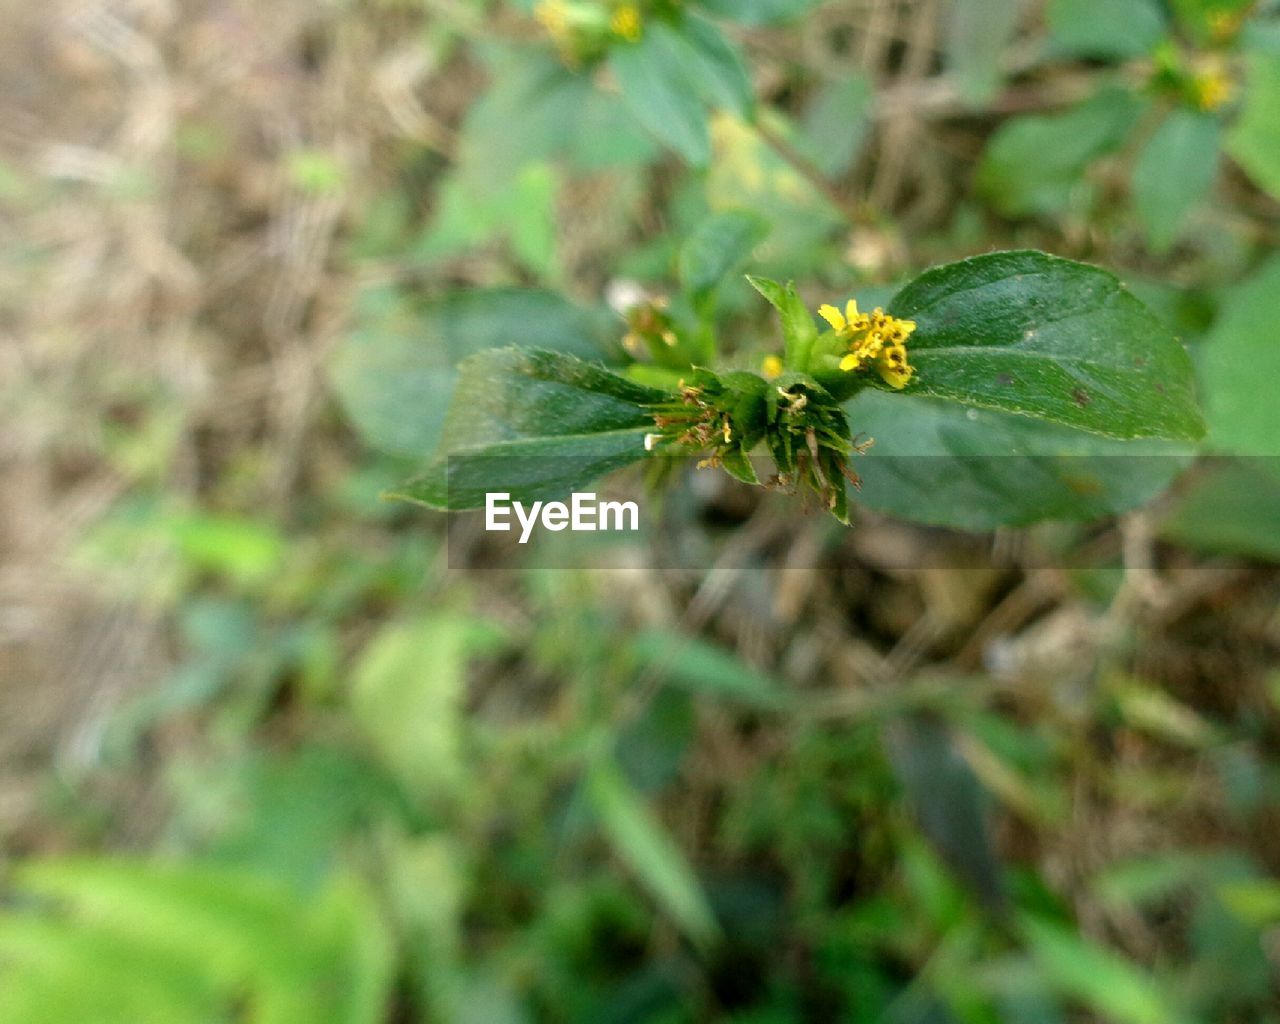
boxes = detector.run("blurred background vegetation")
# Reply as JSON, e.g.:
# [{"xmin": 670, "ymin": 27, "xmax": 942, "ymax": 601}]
[{"xmin": 3, "ymin": 0, "xmax": 1280, "ymax": 1020}]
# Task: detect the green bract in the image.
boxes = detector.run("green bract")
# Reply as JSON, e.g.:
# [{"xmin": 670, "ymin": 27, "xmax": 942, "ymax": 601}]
[{"xmin": 390, "ymin": 250, "xmax": 1205, "ymax": 526}]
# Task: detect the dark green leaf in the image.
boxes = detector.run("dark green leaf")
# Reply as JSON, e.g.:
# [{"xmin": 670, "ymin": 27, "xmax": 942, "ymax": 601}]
[
  {"xmin": 886, "ymin": 716, "xmax": 1006, "ymax": 912},
  {"xmin": 1132, "ymin": 109, "xmax": 1220, "ymax": 254},
  {"xmin": 391, "ymin": 348, "xmax": 668, "ymax": 509},
  {"xmin": 847, "ymin": 390, "xmax": 1192, "ymax": 530},
  {"xmin": 887, "ymin": 250, "xmax": 1205, "ymax": 440}
]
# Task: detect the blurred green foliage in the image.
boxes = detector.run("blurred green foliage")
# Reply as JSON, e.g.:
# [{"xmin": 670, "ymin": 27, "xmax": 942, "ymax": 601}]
[{"xmin": 6, "ymin": 0, "xmax": 1280, "ymax": 1021}]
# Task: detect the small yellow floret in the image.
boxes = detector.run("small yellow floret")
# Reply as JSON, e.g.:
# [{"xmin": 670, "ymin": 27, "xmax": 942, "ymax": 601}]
[
  {"xmin": 761, "ymin": 354, "xmax": 784, "ymax": 379},
  {"xmin": 817, "ymin": 304, "xmax": 844, "ymax": 331},
  {"xmin": 1192, "ymin": 68, "xmax": 1233, "ymax": 111},
  {"xmin": 610, "ymin": 4, "xmax": 642, "ymax": 41},
  {"xmin": 876, "ymin": 344, "xmax": 914, "ymax": 389},
  {"xmin": 820, "ymin": 296, "xmax": 917, "ymax": 389}
]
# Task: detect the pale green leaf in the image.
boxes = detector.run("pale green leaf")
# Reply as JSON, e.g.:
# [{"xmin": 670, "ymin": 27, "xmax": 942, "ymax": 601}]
[
  {"xmin": 1199, "ymin": 255, "xmax": 1280, "ymax": 454},
  {"xmin": 1048, "ymin": 0, "xmax": 1167, "ymax": 59},
  {"xmin": 1132, "ymin": 109, "xmax": 1221, "ymax": 254},
  {"xmin": 610, "ymin": 25, "xmax": 712, "ymax": 165},
  {"xmin": 586, "ymin": 760, "xmax": 719, "ymax": 947},
  {"xmin": 1227, "ymin": 50, "xmax": 1280, "ymax": 202}
]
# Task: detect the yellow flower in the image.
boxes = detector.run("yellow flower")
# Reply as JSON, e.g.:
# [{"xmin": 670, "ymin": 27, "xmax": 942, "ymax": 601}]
[
  {"xmin": 610, "ymin": 4, "xmax": 642, "ymax": 41},
  {"xmin": 1191, "ymin": 67, "xmax": 1233, "ymax": 111},
  {"xmin": 761, "ymin": 354, "xmax": 784, "ymax": 379},
  {"xmin": 876, "ymin": 343, "xmax": 913, "ymax": 389},
  {"xmin": 819, "ymin": 298, "xmax": 917, "ymax": 389}
]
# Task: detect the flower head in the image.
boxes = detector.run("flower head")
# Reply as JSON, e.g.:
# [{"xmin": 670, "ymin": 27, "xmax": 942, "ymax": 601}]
[
  {"xmin": 819, "ymin": 298, "xmax": 917, "ymax": 389},
  {"xmin": 1190, "ymin": 65, "xmax": 1233, "ymax": 111},
  {"xmin": 644, "ymin": 369, "xmax": 867, "ymax": 522},
  {"xmin": 610, "ymin": 4, "xmax": 642, "ymax": 41},
  {"xmin": 760, "ymin": 354, "xmax": 784, "ymax": 379}
]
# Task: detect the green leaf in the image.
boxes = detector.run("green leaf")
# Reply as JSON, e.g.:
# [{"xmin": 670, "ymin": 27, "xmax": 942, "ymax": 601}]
[
  {"xmin": 677, "ymin": 14, "xmax": 754, "ymax": 118},
  {"xmin": 330, "ymin": 287, "xmax": 611, "ymax": 461},
  {"xmin": 1199, "ymin": 255, "xmax": 1280, "ymax": 454},
  {"xmin": 886, "ymin": 250, "xmax": 1205, "ymax": 440},
  {"xmin": 350, "ymin": 615, "xmax": 472, "ymax": 794},
  {"xmin": 610, "ymin": 24, "xmax": 712, "ymax": 165},
  {"xmin": 847, "ymin": 391, "xmax": 1192, "ymax": 530},
  {"xmin": 453, "ymin": 51, "xmax": 585, "ymax": 190},
  {"xmin": 568, "ymin": 89, "xmax": 660, "ymax": 169},
  {"xmin": 1110, "ymin": 676, "xmax": 1223, "ymax": 747},
  {"xmin": 1021, "ymin": 916, "xmax": 1180, "ymax": 1024},
  {"xmin": 454, "ymin": 49, "xmax": 654, "ymax": 174},
  {"xmin": 1218, "ymin": 880, "xmax": 1280, "ymax": 926},
  {"xmin": 415, "ymin": 163, "xmax": 562, "ymax": 280},
  {"xmin": 977, "ymin": 89, "xmax": 1143, "ymax": 217},
  {"xmin": 3, "ymin": 860, "xmax": 391, "ymax": 1024},
  {"xmin": 1161, "ymin": 460, "xmax": 1280, "ymax": 561},
  {"xmin": 164, "ymin": 513, "xmax": 285, "ymax": 587},
  {"xmin": 799, "ymin": 74, "xmax": 872, "ymax": 177},
  {"xmin": 947, "ymin": 0, "xmax": 1025, "ymax": 105},
  {"xmin": 746, "ymin": 274, "xmax": 818, "ymax": 370},
  {"xmin": 392, "ymin": 348, "xmax": 669, "ymax": 509},
  {"xmin": 1132, "ymin": 109, "xmax": 1221, "ymax": 254},
  {"xmin": 629, "ymin": 629, "xmax": 786, "ymax": 707},
  {"xmin": 585, "ymin": 759, "xmax": 720, "ymax": 948},
  {"xmin": 1047, "ymin": 0, "xmax": 1167, "ymax": 59},
  {"xmin": 692, "ymin": 0, "xmax": 826, "ymax": 25},
  {"xmin": 677, "ymin": 209, "xmax": 769, "ymax": 303},
  {"xmin": 886, "ymin": 717, "xmax": 1006, "ymax": 912},
  {"xmin": 1226, "ymin": 50, "xmax": 1280, "ymax": 202}
]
